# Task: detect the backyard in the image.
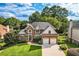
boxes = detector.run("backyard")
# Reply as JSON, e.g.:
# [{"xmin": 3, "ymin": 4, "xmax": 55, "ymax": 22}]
[
  {"xmin": 0, "ymin": 43, "xmax": 42, "ymax": 56},
  {"xmin": 58, "ymin": 36, "xmax": 79, "ymax": 55}
]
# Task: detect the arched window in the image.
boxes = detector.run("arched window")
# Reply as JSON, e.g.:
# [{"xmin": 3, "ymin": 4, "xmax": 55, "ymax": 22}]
[
  {"xmin": 49, "ymin": 30, "xmax": 51, "ymax": 34},
  {"xmin": 28, "ymin": 29, "xmax": 32, "ymax": 33}
]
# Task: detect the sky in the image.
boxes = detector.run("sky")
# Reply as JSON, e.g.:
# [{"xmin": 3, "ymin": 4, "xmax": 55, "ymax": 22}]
[{"xmin": 0, "ymin": 3, "xmax": 79, "ymax": 20}]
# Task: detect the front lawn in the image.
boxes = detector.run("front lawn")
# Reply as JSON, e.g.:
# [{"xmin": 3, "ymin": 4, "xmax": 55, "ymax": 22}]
[
  {"xmin": 0, "ymin": 43, "xmax": 5, "ymax": 46},
  {"xmin": 58, "ymin": 36, "xmax": 79, "ymax": 55},
  {"xmin": 0, "ymin": 43, "xmax": 42, "ymax": 56}
]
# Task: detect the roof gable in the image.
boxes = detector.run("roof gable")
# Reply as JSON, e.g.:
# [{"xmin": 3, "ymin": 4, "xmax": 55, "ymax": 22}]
[
  {"xmin": 41, "ymin": 26, "xmax": 57, "ymax": 35},
  {"xmin": 0, "ymin": 24, "xmax": 7, "ymax": 35}
]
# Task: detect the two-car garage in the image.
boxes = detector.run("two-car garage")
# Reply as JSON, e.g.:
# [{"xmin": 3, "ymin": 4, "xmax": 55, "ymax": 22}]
[{"xmin": 42, "ymin": 34, "xmax": 57, "ymax": 45}]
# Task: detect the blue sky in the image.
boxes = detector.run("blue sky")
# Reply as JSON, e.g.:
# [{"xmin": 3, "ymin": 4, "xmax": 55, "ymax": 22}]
[{"xmin": 0, "ymin": 3, "xmax": 79, "ymax": 20}]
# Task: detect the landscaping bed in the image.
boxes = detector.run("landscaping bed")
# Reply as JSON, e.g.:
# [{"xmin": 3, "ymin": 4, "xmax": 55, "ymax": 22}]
[
  {"xmin": 58, "ymin": 36, "xmax": 79, "ymax": 56},
  {"xmin": 0, "ymin": 43, "xmax": 42, "ymax": 56},
  {"xmin": 67, "ymin": 48, "xmax": 79, "ymax": 56}
]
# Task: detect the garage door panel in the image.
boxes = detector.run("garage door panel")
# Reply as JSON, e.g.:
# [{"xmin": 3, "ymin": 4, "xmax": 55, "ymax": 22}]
[
  {"xmin": 43, "ymin": 38, "xmax": 49, "ymax": 44},
  {"xmin": 50, "ymin": 38, "xmax": 56, "ymax": 44}
]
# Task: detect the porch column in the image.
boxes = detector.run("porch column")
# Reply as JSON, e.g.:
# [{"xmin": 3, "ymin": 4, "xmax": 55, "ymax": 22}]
[
  {"xmin": 31, "ymin": 35, "xmax": 33, "ymax": 42},
  {"xmin": 28, "ymin": 34, "xmax": 29, "ymax": 41}
]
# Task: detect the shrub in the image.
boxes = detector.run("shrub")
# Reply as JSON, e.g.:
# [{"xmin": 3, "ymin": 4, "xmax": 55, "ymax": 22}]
[
  {"xmin": 4, "ymin": 32, "xmax": 27, "ymax": 44},
  {"xmin": 33, "ymin": 35, "xmax": 42, "ymax": 44},
  {"xmin": 0, "ymin": 45, "xmax": 3, "ymax": 50},
  {"xmin": 67, "ymin": 48, "xmax": 79, "ymax": 56},
  {"xmin": 60, "ymin": 44, "xmax": 67, "ymax": 50},
  {"xmin": 0, "ymin": 39, "xmax": 4, "ymax": 43},
  {"xmin": 57, "ymin": 40, "xmax": 65, "ymax": 44},
  {"xmin": 4, "ymin": 33, "xmax": 16, "ymax": 44}
]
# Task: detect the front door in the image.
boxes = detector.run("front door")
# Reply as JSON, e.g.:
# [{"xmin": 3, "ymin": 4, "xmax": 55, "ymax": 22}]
[
  {"xmin": 29, "ymin": 35, "xmax": 32, "ymax": 41},
  {"xmin": 28, "ymin": 34, "xmax": 33, "ymax": 41}
]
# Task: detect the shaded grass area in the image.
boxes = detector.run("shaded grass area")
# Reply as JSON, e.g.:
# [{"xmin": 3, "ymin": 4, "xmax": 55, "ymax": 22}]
[
  {"xmin": 0, "ymin": 43, "xmax": 42, "ymax": 56},
  {"xmin": 0, "ymin": 43, "xmax": 6, "ymax": 46},
  {"xmin": 58, "ymin": 36, "xmax": 79, "ymax": 55}
]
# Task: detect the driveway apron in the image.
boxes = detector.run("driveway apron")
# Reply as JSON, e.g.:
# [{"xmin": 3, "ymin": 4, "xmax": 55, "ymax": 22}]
[{"xmin": 42, "ymin": 44, "xmax": 65, "ymax": 56}]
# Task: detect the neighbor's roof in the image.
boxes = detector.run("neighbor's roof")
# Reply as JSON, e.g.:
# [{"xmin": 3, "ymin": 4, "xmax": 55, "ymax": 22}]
[
  {"xmin": 72, "ymin": 21, "xmax": 79, "ymax": 29},
  {"xmin": 32, "ymin": 22, "xmax": 55, "ymax": 30},
  {"xmin": 0, "ymin": 24, "xmax": 7, "ymax": 35}
]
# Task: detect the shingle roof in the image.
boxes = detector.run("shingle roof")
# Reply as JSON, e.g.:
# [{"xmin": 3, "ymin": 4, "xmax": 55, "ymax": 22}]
[
  {"xmin": 18, "ymin": 29, "xmax": 26, "ymax": 35},
  {"xmin": 0, "ymin": 24, "xmax": 7, "ymax": 35},
  {"xmin": 32, "ymin": 22, "xmax": 55, "ymax": 30},
  {"xmin": 18, "ymin": 22, "xmax": 57, "ymax": 35}
]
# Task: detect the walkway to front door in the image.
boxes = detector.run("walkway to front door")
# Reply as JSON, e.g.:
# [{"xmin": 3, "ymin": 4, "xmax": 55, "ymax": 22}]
[{"xmin": 42, "ymin": 44, "xmax": 65, "ymax": 56}]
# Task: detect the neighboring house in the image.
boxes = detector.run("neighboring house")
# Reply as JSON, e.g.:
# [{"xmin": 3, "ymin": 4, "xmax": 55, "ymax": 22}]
[
  {"xmin": 68, "ymin": 20, "xmax": 79, "ymax": 45},
  {"xmin": 18, "ymin": 22, "xmax": 58, "ymax": 45},
  {"xmin": 0, "ymin": 24, "xmax": 10, "ymax": 39}
]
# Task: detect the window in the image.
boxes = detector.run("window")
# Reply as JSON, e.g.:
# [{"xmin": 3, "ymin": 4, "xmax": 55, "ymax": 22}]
[
  {"xmin": 29, "ymin": 30, "xmax": 31, "ymax": 32},
  {"xmin": 28, "ymin": 29, "xmax": 32, "ymax": 33},
  {"xmin": 49, "ymin": 30, "xmax": 51, "ymax": 34},
  {"xmin": 36, "ymin": 30, "xmax": 40, "ymax": 34}
]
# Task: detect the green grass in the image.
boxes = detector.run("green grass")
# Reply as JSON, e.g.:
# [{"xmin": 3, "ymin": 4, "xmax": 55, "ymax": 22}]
[
  {"xmin": 0, "ymin": 43, "xmax": 5, "ymax": 46},
  {"xmin": 0, "ymin": 43, "xmax": 42, "ymax": 56},
  {"xmin": 58, "ymin": 36, "xmax": 79, "ymax": 55}
]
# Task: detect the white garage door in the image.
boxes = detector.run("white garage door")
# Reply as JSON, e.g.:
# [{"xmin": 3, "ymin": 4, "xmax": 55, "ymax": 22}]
[
  {"xmin": 43, "ymin": 37, "xmax": 56, "ymax": 45},
  {"xmin": 50, "ymin": 38, "xmax": 56, "ymax": 45},
  {"xmin": 43, "ymin": 37, "xmax": 49, "ymax": 45}
]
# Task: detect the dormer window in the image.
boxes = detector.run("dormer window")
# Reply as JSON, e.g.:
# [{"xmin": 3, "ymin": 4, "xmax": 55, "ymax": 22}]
[
  {"xmin": 29, "ymin": 30, "xmax": 31, "ymax": 32},
  {"xmin": 49, "ymin": 30, "xmax": 51, "ymax": 34},
  {"xmin": 28, "ymin": 29, "xmax": 32, "ymax": 33}
]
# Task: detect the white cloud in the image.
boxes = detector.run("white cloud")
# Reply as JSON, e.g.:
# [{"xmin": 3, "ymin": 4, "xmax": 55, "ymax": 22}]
[
  {"xmin": 0, "ymin": 3, "xmax": 37, "ymax": 20},
  {"xmin": 67, "ymin": 16, "xmax": 79, "ymax": 20},
  {"xmin": 0, "ymin": 12, "xmax": 16, "ymax": 18}
]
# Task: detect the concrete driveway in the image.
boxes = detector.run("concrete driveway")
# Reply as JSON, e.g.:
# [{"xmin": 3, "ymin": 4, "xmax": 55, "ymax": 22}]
[{"xmin": 42, "ymin": 44, "xmax": 65, "ymax": 56}]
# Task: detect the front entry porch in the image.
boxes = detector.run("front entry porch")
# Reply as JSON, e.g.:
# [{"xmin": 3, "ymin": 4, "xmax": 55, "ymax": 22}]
[{"xmin": 28, "ymin": 34, "xmax": 33, "ymax": 42}]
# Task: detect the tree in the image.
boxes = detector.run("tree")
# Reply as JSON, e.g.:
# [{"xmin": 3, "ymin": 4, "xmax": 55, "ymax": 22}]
[
  {"xmin": 29, "ymin": 11, "xmax": 41, "ymax": 23},
  {"xmin": 20, "ymin": 20, "xmax": 28, "ymax": 29},
  {"xmin": 41, "ymin": 6, "xmax": 50, "ymax": 16},
  {"xmin": 0, "ymin": 17, "xmax": 5, "ymax": 24},
  {"xmin": 50, "ymin": 6, "xmax": 68, "ymax": 17},
  {"xmin": 3, "ymin": 17, "xmax": 21, "ymax": 30},
  {"xmin": 4, "ymin": 33, "xmax": 17, "ymax": 44},
  {"xmin": 42, "ymin": 5, "xmax": 68, "ymax": 18}
]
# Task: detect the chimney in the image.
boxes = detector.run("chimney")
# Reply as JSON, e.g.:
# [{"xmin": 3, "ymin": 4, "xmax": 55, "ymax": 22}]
[
  {"xmin": 70, "ymin": 19, "xmax": 73, "ymax": 29},
  {"xmin": 68, "ymin": 19, "xmax": 73, "ymax": 39},
  {"xmin": 6, "ymin": 25, "xmax": 10, "ymax": 32}
]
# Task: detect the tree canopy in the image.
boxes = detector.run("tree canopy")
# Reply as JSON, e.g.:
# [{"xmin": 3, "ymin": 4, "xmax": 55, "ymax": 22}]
[
  {"xmin": 0, "ymin": 17, "xmax": 28, "ymax": 31},
  {"xmin": 29, "ymin": 11, "xmax": 41, "ymax": 23}
]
